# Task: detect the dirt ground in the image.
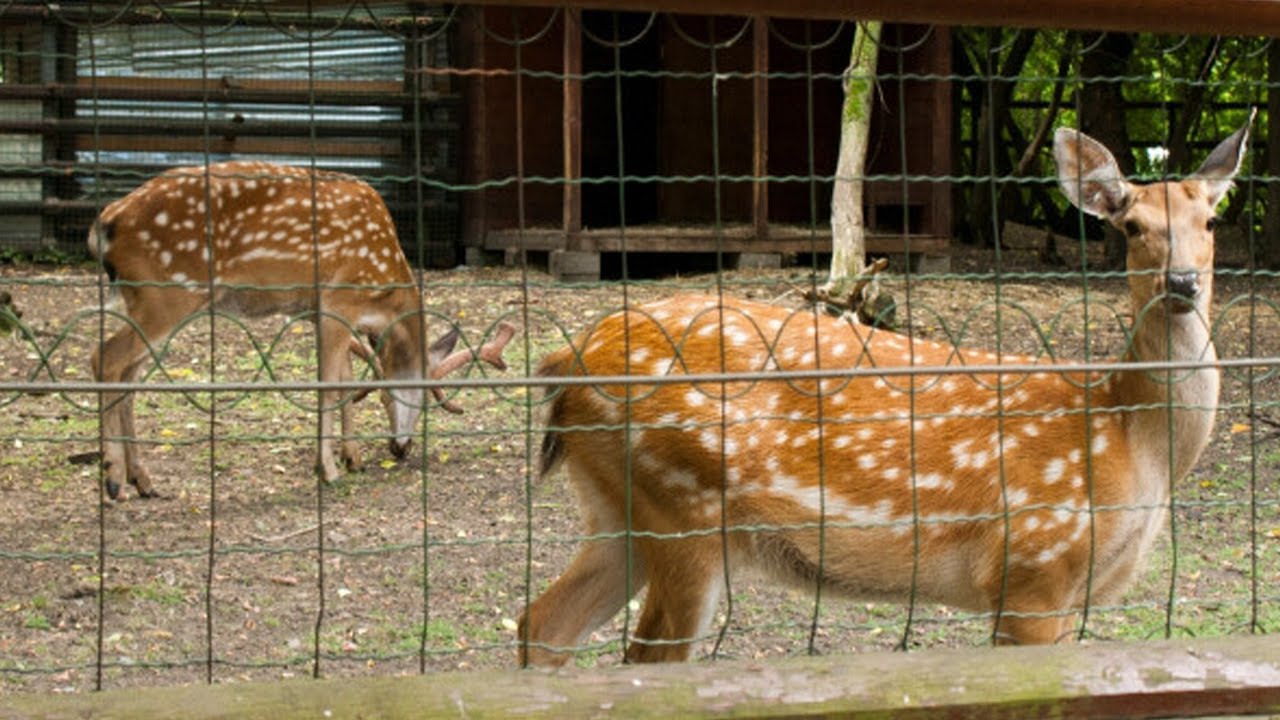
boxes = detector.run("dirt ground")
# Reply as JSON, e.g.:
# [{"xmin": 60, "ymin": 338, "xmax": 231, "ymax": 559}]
[{"xmin": 1, "ymin": 238, "xmax": 1278, "ymax": 694}]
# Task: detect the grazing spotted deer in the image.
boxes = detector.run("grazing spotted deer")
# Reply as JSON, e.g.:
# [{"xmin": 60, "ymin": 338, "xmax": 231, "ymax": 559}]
[
  {"xmin": 519, "ymin": 117, "xmax": 1251, "ymax": 664},
  {"xmin": 89, "ymin": 161, "xmax": 513, "ymax": 501}
]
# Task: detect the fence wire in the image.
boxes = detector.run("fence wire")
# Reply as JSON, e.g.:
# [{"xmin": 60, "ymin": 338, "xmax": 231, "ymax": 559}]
[{"xmin": 0, "ymin": 0, "xmax": 1277, "ymax": 695}]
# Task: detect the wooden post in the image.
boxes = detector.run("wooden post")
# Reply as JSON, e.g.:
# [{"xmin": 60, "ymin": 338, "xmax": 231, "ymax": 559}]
[
  {"xmin": 459, "ymin": 6, "xmax": 489, "ymax": 254},
  {"xmin": 751, "ymin": 16, "xmax": 769, "ymax": 243},
  {"xmin": 563, "ymin": 8, "xmax": 583, "ymax": 240}
]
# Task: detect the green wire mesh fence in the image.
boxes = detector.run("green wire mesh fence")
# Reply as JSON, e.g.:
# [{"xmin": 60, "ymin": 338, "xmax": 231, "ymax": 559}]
[{"xmin": 0, "ymin": 1, "xmax": 1277, "ymax": 694}]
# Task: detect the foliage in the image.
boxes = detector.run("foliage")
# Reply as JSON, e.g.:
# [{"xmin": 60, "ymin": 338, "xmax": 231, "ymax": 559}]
[{"xmin": 952, "ymin": 30, "xmax": 1272, "ymax": 260}]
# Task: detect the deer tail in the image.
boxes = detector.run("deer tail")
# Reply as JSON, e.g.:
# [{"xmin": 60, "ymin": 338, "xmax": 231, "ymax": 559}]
[{"xmin": 536, "ymin": 345, "xmax": 578, "ymax": 479}]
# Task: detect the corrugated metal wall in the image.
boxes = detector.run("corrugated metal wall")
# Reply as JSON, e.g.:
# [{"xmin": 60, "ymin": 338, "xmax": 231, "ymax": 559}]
[
  {"xmin": 76, "ymin": 24, "xmax": 407, "ymax": 183},
  {"xmin": 0, "ymin": 3, "xmax": 459, "ymax": 266}
]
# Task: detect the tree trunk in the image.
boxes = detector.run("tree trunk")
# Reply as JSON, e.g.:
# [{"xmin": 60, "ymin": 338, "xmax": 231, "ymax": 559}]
[
  {"xmin": 1166, "ymin": 38, "xmax": 1221, "ymax": 174},
  {"xmin": 1078, "ymin": 32, "xmax": 1136, "ymax": 270},
  {"xmin": 1263, "ymin": 40, "xmax": 1280, "ymax": 270},
  {"xmin": 826, "ymin": 21, "xmax": 881, "ymax": 292},
  {"xmin": 967, "ymin": 28, "xmax": 1037, "ymax": 248}
]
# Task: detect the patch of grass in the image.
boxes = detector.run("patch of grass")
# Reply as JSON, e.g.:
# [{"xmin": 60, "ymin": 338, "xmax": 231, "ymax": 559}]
[
  {"xmin": 130, "ymin": 582, "xmax": 187, "ymax": 606},
  {"xmin": 22, "ymin": 612, "xmax": 51, "ymax": 631}
]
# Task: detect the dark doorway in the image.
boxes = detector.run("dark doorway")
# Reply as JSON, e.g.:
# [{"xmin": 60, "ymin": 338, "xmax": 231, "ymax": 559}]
[{"xmin": 580, "ymin": 11, "xmax": 660, "ymax": 228}]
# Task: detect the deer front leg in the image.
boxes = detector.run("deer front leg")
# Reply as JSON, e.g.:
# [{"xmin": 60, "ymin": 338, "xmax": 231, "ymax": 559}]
[
  {"xmin": 626, "ymin": 536, "xmax": 725, "ymax": 663},
  {"xmin": 316, "ymin": 320, "xmax": 355, "ymax": 483},
  {"xmin": 518, "ymin": 535, "xmax": 646, "ymax": 667},
  {"xmin": 333, "ymin": 334, "xmax": 368, "ymax": 471},
  {"xmin": 989, "ymin": 564, "xmax": 1079, "ymax": 646}
]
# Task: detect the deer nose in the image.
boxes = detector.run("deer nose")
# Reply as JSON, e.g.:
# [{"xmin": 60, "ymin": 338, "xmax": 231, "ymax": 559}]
[
  {"xmin": 1166, "ymin": 271, "xmax": 1200, "ymax": 300},
  {"xmin": 389, "ymin": 437, "xmax": 412, "ymax": 459}
]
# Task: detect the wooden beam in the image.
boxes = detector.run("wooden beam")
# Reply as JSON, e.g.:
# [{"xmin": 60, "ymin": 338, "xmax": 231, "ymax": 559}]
[
  {"xmin": 70, "ymin": 136, "xmax": 400, "ymax": 158},
  {"xmin": 484, "ymin": 226, "xmax": 949, "ymax": 255},
  {"xmin": 0, "ymin": 118, "xmax": 456, "ymax": 138},
  {"xmin": 459, "ymin": 0, "xmax": 1280, "ymax": 38},
  {"xmin": 5, "ymin": 636, "xmax": 1280, "ymax": 719},
  {"xmin": 0, "ymin": 81, "xmax": 454, "ymax": 107}
]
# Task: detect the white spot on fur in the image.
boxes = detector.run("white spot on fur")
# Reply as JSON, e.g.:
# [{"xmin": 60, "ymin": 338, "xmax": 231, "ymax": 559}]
[
  {"xmin": 915, "ymin": 472, "xmax": 947, "ymax": 490},
  {"xmin": 1044, "ymin": 458, "xmax": 1066, "ymax": 484},
  {"xmin": 1091, "ymin": 433, "xmax": 1110, "ymax": 455}
]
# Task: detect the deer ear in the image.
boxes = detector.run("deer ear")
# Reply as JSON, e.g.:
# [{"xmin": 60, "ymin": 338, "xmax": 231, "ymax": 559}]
[
  {"xmin": 428, "ymin": 326, "xmax": 461, "ymax": 366},
  {"xmin": 1195, "ymin": 108, "xmax": 1254, "ymax": 207},
  {"xmin": 1053, "ymin": 127, "xmax": 1132, "ymax": 220}
]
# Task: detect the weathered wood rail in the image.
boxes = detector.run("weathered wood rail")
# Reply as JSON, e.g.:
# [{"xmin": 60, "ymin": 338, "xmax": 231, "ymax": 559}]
[
  {"xmin": 4, "ymin": 636, "xmax": 1278, "ymax": 719},
  {"xmin": 465, "ymin": 0, "xmax": 1280, "ymax": 38}
]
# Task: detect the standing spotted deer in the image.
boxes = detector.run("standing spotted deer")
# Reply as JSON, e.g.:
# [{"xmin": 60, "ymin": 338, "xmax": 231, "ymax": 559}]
[
  {"xmin": 90, "ymin": 161, "xmax": 513, "ymax": 501},
  {"xmin": 519, "ymin": 117, "xmax": 1251, "ymax": 663}
]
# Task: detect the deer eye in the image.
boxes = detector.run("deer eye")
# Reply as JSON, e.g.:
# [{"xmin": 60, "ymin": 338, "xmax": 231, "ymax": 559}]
[
  {"xmin": 1206, "ymin": 216, "xmax": 1220, "ymax": 232},
  {"xmin": 1123, "ymin": 220, "xmax": 1141, "ymax": 237}
]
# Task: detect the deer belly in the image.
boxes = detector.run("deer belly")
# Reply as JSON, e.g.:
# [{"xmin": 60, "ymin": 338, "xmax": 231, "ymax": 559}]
[
  {"xmin": 209, "ymin": 284, "xmax": 314, "ymax": 318},
  {"xmin": 744, "ymin": 522, "xmax": 990, "ymax": 608}
]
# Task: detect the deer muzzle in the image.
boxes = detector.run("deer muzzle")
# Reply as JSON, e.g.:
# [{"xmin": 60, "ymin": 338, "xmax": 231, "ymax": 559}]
[
  {"xmin": 1164, "ymin": 271, "xmax": 1201, "ymax": 314},
  {"xmin": 389, "ymin": 437, "xmax": 412, "ymax": 459}
]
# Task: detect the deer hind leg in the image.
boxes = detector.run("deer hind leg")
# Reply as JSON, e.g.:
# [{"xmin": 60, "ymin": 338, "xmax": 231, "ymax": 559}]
[
  {"xmin": 625, "ymin": 535, "xmax": 726, "ymax": 663},
  {"xmin": 92, "ymin": 328, "xmax": 154, "ymax": 500},
  {"xmin": 92, "ymin": 300, "xmax": 187, "ymax": 500}
]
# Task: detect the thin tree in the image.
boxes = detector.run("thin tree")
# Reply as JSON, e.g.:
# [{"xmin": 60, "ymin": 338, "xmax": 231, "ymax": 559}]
[{"xmin": 822, "ymin": 21, "xmax": 881, "ymax": 306}]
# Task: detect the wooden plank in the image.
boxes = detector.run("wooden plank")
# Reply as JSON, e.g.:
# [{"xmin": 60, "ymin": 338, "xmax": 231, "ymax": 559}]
[
  {"xmin": 76, "ymin": 76, "xmax": 404, "ymax": 95},
  {"xmin": 484, "ymin": 226, "xmax": 949, "ymax": 255},
  {"xmin": 459, "ymin": 0, "xmax": 1280, "ymax": 38},
  {"xmin": 70, "ymin": 136, "xmax": 400, "ymax": 158},
  {"xmin": 0, "ymin": 82, "xmax": 456, "ymax": 107},
  {"xmin": 0, "ymin": 118, "xmax": 456, "ymax": 138},
  {"xmin": 4, "ymin": 636, "xmax": 1279, "ymax": 719}
]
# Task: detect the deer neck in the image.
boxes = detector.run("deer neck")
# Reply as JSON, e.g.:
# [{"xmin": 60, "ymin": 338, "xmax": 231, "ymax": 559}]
[{"xmin": 1113, "ymin": 303, "xmax": 1220, "ymax": 483}]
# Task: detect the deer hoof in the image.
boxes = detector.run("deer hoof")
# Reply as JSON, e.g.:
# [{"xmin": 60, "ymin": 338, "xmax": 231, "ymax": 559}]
[
  {"xmin": 129, "ymin": 474, "xmax": 160, "ymax": 499},
  {"xmin": 341, "ymin": 444, "xmax": 364, "ymax": 472}
]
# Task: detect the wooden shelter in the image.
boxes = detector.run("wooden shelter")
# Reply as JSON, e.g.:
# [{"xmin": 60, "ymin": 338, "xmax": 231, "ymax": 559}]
[{"xmin": 459, "ymin": 8, "xmax": 952, "ymax": 278}]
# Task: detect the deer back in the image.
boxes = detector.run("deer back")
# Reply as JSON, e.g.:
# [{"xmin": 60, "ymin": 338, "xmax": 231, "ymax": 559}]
[{"xmin": 91, "ymin": 161, "xmax": 416, "ymax": 320}]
